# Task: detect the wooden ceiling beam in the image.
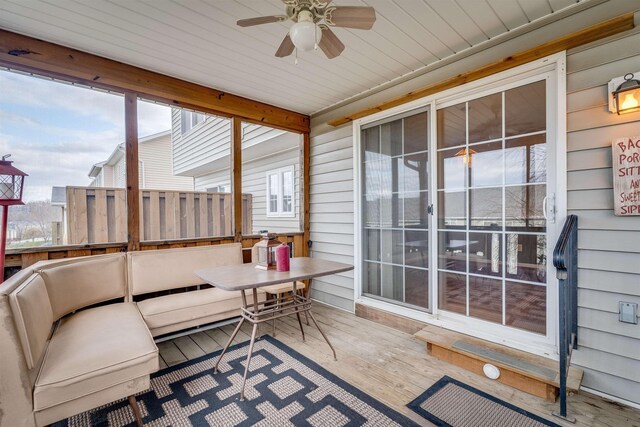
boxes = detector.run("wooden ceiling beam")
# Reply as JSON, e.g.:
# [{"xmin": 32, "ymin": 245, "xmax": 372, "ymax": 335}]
[
  {"xmin": 328, "ymin": 12, "xmax": 636, "ymax": 127},
  {"xmin": 0, "ymin": 29, "xmax": 310, "ymax": 134}
]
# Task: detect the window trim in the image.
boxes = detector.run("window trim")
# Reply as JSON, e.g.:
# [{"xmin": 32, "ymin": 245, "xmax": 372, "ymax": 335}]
[
  {"xmin": 180, "ymin": 110, "xmax": 207, "ymax": 136},
  {"xmin": 266, "ymin": 165, "xmax": 296, "ymax": 218}
]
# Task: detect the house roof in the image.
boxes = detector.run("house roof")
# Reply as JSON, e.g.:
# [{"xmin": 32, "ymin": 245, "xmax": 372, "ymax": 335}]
[
  {"xmin": 88, "ymin": 130, "xmax": 171, "ymax": 177},
  {"xmin": 1, "ymin": 0, "xmax": 634, "ymax": 116}
]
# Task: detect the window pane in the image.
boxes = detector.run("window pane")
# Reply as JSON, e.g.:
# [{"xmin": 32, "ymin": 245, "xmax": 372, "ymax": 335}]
[
  {"xmin": 437, "ymin": 148, "xmax": 466, "ymax": 190},
  {"xmin": 468, "ymin": 93, "xmax": 502, "ymax": 143},
  {"xmin": 403, "ymin": 192, "xmax": 429, "ymax": 229},
  {"xmin": 404, "ymin": 111, "xmax": 429, "ymax": 154},
  {"xmin": 403, "ymin": 152, "xmax": 428, "ymax": 193},
  {"xmin": 380, "ymin": 230, "xmax": 403, "ymax": 265},
  {"xmin": 469, "ymin": 232, "xmax": 502, "ymax": 277},
  {"xmin": 505, "ymin": 80, "xmax": 546, "ymax": 137},
  {"xmin": 505, "ymin": 134, "xmax": 546, "ymax": 184},
  {"xmin": 380, "ymin": 120, "xmax": 402, "ymax": 157},
  {"xmin": 470, "ymin": 141, "xmax": 503, "ymax": 187},
  {"xmin": 438, "ymin": 271, "xmax": 466, "ymax": 315},
  {"xmin": 405, "ymin": 230, "xmax": 428, "ymax": 269},
  {"xmin": 506, "ymin": 234, "xmax": 546, "ymax": 283},
  {"xmin": 381, "ymin": 157, "xmax": 403, "ymax": 194},
  {"xmin": 364, "ymin": 228, "xmax": 380, "ymax": 261},
  {"xmin": 363, "ymin": 262, "xmax": 381, "ymax": 296},
  {"xmin": 405, "ymin": 267, "xmax": 429, "ymax": 309},
  {"xmin": 469, "ymin": 276, "xmax": 502, "ymax": 324},
  {"xmin": 438, "ymin": 231, "xmax": 467, "ymax": 272},
  {"xmin": 364, "ymin": 160, "xmax": 382, "ymax": 195},
  {"xmin": 381, "ymin": 193, "xmax": 402, "ymax": 228},
  {"xmin": 281, "ymin": 170, "xmax": 293, "ymax": 213},
  {"xmin": 437, "ymin": 103, "xmax": 466, "ymax": 149},
  {"xmin": 505, "ymin": 185, "xmax": 546, "ymax": 232},
  {"xmin": 506, "ymin": 281, "xmax": 546, "ymax": 334},
  {"xmin": 363, "ymin": 126, "xmax": 380, "ymax": 161},
  {"xmin": 269, "ymin": 174, "xmax": 278, "ymax": 213},
  {"xmin": 438, "ymin": 191, "xmax": 466, "ymax": 229},
  {"xmin": 470, "ymin": 187, "xmax": 502, "ymax": 229},
  {"xmin": 381, "ymin": 264, "xmax": 404, "ymax": 301},
  {"xmin": 364, "ymin": 193, "xmax": 381, "ymax": 227}
]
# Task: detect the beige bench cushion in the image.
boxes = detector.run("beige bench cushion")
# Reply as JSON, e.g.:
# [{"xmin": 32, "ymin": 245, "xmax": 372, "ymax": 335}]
[
  {"xmin": 8, "ymin": 273, "xmax": 53, "ymax": 370},
  {"xmin": 137, "ymin": 288, "xmax": 265, "ymax": 336},
  {"xmin": 129, "ymin": 243, "xmax": 243, "ymax": 296},
  {"xmin": 39, "ymin": 253, "xmax": 127, "ymax": 320},
  {"xmin": 34, "ymin": 303, "xmax": 158, "ymax": 412}
]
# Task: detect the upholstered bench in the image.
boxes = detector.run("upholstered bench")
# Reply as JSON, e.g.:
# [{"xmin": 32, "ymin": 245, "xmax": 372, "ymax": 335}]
[
  {"xmin": 0, "ymin": 242, "xmax": 259, "ymax": 426},
  {"xmin": 2, "ymin": 254, "xmax": 157, "ymax": 427}
]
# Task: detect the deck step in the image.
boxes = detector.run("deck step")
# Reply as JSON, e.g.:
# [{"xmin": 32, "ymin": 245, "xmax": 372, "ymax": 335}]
[{"xmin": 414, "ymin": 326, "xmax": 583, "ymax": 402}]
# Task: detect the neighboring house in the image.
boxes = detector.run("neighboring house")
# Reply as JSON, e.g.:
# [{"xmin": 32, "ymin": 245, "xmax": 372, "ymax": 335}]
[
  {"xmin": 89, "ymin": 130, "xmax": 194, "ymax": 191},
  {"xmin": 172, "ymin": 110, "xmax": 300, "ymax": 234}
]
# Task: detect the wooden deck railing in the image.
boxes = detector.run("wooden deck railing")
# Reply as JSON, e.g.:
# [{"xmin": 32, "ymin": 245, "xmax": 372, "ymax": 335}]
[{"xmin": 66, "ymin": 187, "xmax": 252, "ymax": 244}]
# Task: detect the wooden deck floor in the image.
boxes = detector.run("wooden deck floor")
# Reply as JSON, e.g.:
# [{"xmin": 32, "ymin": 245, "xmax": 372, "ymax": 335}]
[{"xmin": 158, "ymin": 303, "xmax": 640, "ymax": 427}]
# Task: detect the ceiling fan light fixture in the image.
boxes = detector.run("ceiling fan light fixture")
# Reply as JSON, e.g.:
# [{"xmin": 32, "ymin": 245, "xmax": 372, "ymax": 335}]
[{"xmin": 289, "ymin": 11, "xmax": 321, "ymax": 51}]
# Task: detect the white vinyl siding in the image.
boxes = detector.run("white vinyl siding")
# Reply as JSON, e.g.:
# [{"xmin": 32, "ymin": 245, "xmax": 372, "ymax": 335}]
[
  {"xmin": 308, "ymin": 126, "xmax": 355, "ymax": 312},
  {"xmin": 194, "ymin": 148, "xmax": 301, "ymax": 235},
  {"xmin": 565, "ymin": 28, "xmax": 640, "ymax": 404},
  {"xmin": 137, "ymin": 132, "xmax": 193, "ymax": 191}
]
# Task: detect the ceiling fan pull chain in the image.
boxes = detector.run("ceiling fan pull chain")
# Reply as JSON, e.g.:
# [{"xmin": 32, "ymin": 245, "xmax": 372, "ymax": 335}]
[{"xmin": 295, "ymin": 48, "xmax": 299, "ymax": 65}]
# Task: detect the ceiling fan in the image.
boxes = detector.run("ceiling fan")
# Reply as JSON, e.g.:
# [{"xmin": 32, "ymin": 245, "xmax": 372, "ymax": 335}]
[{"xmin": 237, "ymin": 0, "xmax": 376, "ymax": 60}]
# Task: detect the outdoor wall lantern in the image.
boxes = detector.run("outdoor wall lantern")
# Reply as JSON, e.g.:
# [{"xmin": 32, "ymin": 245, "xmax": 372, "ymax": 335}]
[
  {"xmin": 0, "ymin": 154, "xmax": 27, "ymax": 284},
  {"xmin": 608, "ymin": 73, "xmax": 640, "ymax": 115},
  {"xmin": 455, "ymin": 147, "xmax": 477, "ymax": 166},
  {"xmin": 255, "ymin": 232, "xmax": 280, "ymax": 270}
]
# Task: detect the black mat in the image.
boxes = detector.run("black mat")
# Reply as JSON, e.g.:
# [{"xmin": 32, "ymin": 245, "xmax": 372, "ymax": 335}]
[
  {"xmin": 53, "ymin": 335, "xmax": 419, "ymax": 426},
  {"xmin": 407, "ymin": 376, "xmax": 560, "ymax": 427}
]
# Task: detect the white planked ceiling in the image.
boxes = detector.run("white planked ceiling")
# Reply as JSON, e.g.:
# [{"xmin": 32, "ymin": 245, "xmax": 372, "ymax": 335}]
[{"xmin": 0, "ymin": 0, "xmax": 594, "ymax": 115}]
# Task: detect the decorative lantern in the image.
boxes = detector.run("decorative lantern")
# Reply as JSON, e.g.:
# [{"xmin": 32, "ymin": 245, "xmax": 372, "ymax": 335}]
[
  {"xmin": 0, "ymin": 155, "xmax": 27, "ymax": 284},
  {"xmin": 612, "ymin": 73, "xmax": 640, "ymax": 115},
  {"xmin": 255, "ymin": 232, "xmax": 280, "ymax": 270}
]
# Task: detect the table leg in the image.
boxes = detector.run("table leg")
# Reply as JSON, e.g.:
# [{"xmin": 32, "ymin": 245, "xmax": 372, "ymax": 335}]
[
  {"xmin": 303, "ymin": 279, "xmax": 311, "ymax": 326},
  {"xmin": 308, "ymin": 310, "xmax": 337, "ymax": 361},
  {"xmin": 212, "ymin": 317, "xmax": 245, "ymax": 373},
  {"xmin": 240, "ymin": 321, "xmax": 259, "ymax": 401},
  {"xmin": 291, "ymin": 281, "xmax": 305, "ymax": 341},
  {"xmin": 252, "ymin": 288, "xmax": 261, "ymax": 337}
]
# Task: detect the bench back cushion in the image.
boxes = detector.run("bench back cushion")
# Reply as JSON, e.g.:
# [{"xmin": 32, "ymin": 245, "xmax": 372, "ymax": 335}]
[
  {"xmin": 9, "ymin": 273, "xmax": 54, "ymax": 370},
  {"xmin": 128, "ymin": 243, "xmax": 243, "ymax": 296},
  {"xmin": 38, "ymin": 253, "xmax": 127, "ymax": 320}
]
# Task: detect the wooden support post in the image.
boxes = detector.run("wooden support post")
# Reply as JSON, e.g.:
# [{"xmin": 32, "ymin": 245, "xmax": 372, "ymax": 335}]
[
  {"xmin": 125, "ymin": 92, "xmax": 140, "ymax": 251},
  {"xmin": 302, "ymin": 133, "xmax": 311, "ymax": 257},
  {"xmin": 231, "ymin": 117, "xmax": 242, "ymax": 242}
]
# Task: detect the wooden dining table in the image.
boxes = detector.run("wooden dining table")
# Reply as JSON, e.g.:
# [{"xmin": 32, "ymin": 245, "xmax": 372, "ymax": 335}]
[{"xmin": 195, "ymin": 257, "xmax": 353, "ymax": 400}]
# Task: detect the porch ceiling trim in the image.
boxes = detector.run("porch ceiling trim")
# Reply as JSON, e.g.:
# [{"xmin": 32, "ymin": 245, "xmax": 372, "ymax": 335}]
[
  {"xmin": 0, "ymin": 29, "xmax": 310, "ymax": 134},
  {"xmin": 328, "ymin": 12, "xmax": 636, "ymax": 127}
]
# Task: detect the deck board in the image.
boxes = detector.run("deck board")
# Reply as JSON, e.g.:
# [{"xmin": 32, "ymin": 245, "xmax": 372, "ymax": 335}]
[{"xmin": 157, "ymin": 303, "xmax": 640, "ymax": 427}]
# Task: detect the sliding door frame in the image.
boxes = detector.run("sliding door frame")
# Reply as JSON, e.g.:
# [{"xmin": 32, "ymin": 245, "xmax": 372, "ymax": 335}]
[{"xmin": 353, "ymin": 52, "xmax": 567, "ymax": 358}]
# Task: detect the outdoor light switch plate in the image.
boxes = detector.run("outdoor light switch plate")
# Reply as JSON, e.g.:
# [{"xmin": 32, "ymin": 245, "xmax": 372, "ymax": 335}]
[{"xmin": 619, "ymin": 302, "xmax": 638, "ymax": 324}]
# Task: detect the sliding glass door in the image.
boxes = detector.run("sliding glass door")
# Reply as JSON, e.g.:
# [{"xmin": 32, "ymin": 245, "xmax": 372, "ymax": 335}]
[
  {"xmin": 361, "ymin": 109, "xmax": 431, "ymax": 311},
  {"xmin": 358, "ymin": 75, "xmax": 557, "ymax": 346},
  {"xmin": 436, "ymin": 79, "xmax": 549, "ymax": 335}
]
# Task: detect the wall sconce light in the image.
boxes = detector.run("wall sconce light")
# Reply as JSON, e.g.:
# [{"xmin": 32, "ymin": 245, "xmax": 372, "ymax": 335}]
[
  {"xmin": 455, "ymin": 147, "xmax": 477, "ymax": 166},
  {"xmin": 608, "ymin": 73, "xmax": 640, "ymax": 115}
]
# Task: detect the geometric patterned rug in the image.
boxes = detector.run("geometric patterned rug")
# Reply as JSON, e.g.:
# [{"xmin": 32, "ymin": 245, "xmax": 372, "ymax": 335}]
[
  {"xmin": 407, "ymin": 376, "xmax": 560, "ymax": 427},
  {"xmin": 52, "ymin": 335, "xmax": 420, "ymax": 426}
]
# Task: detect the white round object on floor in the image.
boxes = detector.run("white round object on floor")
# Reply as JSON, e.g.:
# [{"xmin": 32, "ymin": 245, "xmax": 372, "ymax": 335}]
[{"xmin": 483, "ymin": 363, "xmax": 501, "ymax": 380}]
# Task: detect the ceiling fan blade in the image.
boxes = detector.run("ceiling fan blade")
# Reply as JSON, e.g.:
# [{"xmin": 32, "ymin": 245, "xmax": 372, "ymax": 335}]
[
  {"xmin": 325, "ymin": 6, "xmax": 376, "ymax": 30},
  {"xmin": 318, "ymin": 26, "xmax": 345, "ymax": 59},
  {"xmin": 237, "ymin": 15, "xmax": 287, "ymax": 27},
  {"xmin": 275, "ymin": 33, "xmax": 295, "ymax": 58}
]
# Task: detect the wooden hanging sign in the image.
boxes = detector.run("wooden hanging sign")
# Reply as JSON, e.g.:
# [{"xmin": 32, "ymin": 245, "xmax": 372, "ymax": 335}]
[{"xmin": 613, "ymin": 136, "xmax": 640, "ymax": 216}]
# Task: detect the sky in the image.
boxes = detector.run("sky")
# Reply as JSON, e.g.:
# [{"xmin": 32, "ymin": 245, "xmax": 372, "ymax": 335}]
[{"xmin": 0, "ymin": 68, "xmax": 171, "ymax": 202}]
